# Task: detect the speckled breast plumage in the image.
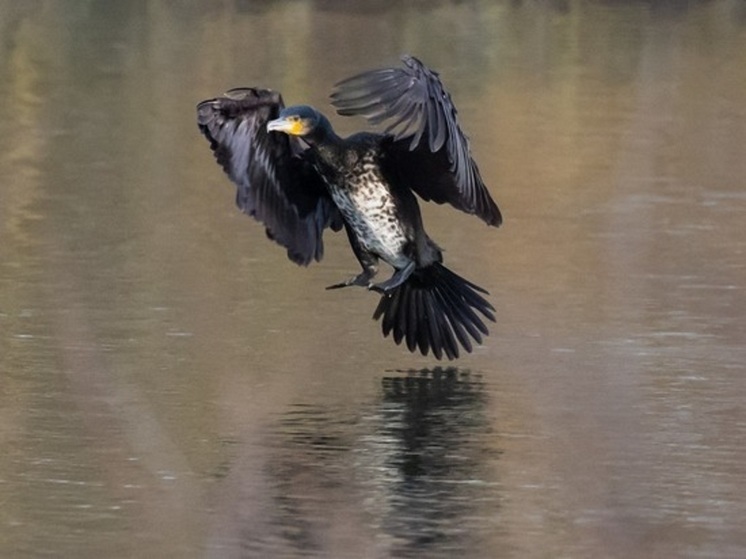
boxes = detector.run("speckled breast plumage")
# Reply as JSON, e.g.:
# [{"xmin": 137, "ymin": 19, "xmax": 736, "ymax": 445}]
[{"xmin": 323, "ymin": 150, "xmax": 412, "ymax": 269}]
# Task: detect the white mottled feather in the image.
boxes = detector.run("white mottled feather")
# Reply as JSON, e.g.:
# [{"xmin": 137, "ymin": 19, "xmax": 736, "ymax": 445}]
[{"xmin": 323, "ymin": 152, "xmax": 411, "ymax": 269}]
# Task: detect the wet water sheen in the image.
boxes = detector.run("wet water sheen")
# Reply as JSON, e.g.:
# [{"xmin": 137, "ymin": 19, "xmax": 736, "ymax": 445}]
[{"xmin": 1, "ymin": 1, "xmax": 745, "ymax": 558}]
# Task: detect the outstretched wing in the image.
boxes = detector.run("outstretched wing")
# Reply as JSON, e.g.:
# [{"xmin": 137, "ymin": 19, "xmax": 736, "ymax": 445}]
[
  {"xmin": 197, "ymin": 88, "xmax": 341, "ymax": 266},
  {"xmin": 331, "ymin": 55, "xmax": 501, "ymax": 227}
]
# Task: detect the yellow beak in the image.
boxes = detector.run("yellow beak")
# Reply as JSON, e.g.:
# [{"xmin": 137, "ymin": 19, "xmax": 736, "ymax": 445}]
[{"xmin": 267, "ymin": 117, "xmax": 305, "ymax": 136}]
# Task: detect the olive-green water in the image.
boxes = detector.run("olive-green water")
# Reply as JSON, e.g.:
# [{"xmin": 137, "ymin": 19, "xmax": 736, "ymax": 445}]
[{"xmin": 1, "ymin": 1, "xmax": 745, "ymax": 558}]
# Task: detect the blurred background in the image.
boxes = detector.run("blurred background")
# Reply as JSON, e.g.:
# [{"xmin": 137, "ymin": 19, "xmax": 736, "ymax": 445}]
[{"xmin": 1, "ymin": 1, "xmax": 745, "ymax": 557}]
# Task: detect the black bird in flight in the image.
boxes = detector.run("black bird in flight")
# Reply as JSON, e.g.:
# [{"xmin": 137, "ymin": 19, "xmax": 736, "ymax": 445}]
[{"xmin": 197, "ymin": 55, "xmax": 502, "ymax": 359}]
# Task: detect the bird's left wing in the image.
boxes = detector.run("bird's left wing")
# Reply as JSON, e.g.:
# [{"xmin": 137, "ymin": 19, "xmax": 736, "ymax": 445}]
[
  {"xmin": 331, "ymin": 55, "xmax": 501, "ymax": 227},
  {"xmin": 197, "ymin": 88, "xmax": 341, "ymax": 266}
]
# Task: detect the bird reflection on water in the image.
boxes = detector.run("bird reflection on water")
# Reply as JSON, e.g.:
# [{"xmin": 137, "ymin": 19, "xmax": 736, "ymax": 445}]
[
  {"xmin": 378, "ymin": 368, "xmax": 492, "ymax": 477},
  {"xmin": 248, "ymin": 368, "xmax": 501, "ymax": 558},
  {"xmin": 370, "ymin": 368, "xmax": 500, "ymax": 556}
]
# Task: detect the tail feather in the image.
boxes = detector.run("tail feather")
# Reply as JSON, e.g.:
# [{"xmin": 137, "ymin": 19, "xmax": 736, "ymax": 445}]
[
  {"xmin": 440, "ymin": 270, "xmax": 495, "ymax": 323},
  {"xmin": 372, "ymin": 262, "xmax": 495, "ymax": 360},
  {"xmin": 414, "ymin": 290, "xmax": 432, "ymax": 355},
  {"xmin": 405, "ymin": 287, "xmax": 419, "ymax": 352},
  {"xmin": 432, "ymin": 286, "xmax": 474, "ymax": 353},
  {"xmin": 376, "ymin": 286, "xmax": 401, "ymax": 338},
  {"xmin": 421, "ymin": 289, "xmax": 445, "ymax": 360},
  {"xmin": 438, "ymin": 279, "xmax": 490, "ymax": 337}
]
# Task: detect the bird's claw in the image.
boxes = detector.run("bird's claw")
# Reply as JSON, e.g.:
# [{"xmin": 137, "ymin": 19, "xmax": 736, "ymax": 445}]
[
  {"xmin": 326, "ymin": 273, "xmax": 373, "ymax": 290},
  {"xmin": 368, "ymin": 283, "xmax": 387, "ymax": 294},
  {"xmin": 368, "ymin": 262, "xmax": 416, "ymax": 294},
  {"xmin": 368, "ymin": 278, "xmax": 400, "ymax": 294}
]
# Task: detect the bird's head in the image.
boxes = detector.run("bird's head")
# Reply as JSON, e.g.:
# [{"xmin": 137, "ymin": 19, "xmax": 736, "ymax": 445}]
[{"xmin": 267, "ymin": 105, "xmax": 326, "ymax": 137}]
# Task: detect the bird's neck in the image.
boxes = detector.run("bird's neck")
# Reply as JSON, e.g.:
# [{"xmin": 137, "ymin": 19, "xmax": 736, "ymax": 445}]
[{"xmin": 305, "ymin": 124, "xmax": 346, "ymax": 166}]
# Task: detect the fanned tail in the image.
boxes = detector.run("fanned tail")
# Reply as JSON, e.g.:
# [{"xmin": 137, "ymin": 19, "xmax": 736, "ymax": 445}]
[{"xmin": 372, "ymin": 263, "xmax": 495, "ymax": 360}]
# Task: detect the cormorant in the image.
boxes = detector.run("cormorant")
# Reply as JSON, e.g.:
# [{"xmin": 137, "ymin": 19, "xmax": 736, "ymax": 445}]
[{"xmin": 197, "ymin": 55, "xmax": 502, "ymax": 359}]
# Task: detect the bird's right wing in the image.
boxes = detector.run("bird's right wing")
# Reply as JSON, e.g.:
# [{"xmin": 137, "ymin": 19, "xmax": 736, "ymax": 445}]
[
  {"xmin": 197, "ymin": 88, "xmax": 341, "ymax": 266},
  {"xmin": 331, "ymin": 55, "xmax": 501, "ymax": 227}
]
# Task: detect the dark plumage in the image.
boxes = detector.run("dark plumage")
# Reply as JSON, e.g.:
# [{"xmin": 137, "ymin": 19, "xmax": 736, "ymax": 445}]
[{"xmin": 197, "ymin": 55, "xmax": 502, "ymax": 359}]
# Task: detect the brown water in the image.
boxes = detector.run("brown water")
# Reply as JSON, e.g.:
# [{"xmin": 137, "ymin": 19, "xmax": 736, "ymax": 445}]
[{"xmin": 1, "ymin": 1, "xmax": 745, "ymax": 558}]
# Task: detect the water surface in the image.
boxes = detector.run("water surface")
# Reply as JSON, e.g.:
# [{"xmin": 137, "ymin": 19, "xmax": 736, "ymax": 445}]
[{"xmin": 1, "ymin": 1, "xmax": 745, "ymax": 557}]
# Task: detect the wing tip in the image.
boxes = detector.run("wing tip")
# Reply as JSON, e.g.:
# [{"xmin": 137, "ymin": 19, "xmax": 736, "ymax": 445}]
[
  {"xmin": 400, "ymin": 53, "xmax": 423, "ymax": 69},
  {"xmin": 486, "ymin": 204, "xmax": 503, "ymax": 227},
  {"xmin": 196, "ymin": 88, "xmax": 283, "ymax": 122}
]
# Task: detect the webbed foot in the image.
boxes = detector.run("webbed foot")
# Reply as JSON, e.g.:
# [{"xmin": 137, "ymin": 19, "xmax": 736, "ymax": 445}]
[
  {"xmin": 368, "ymin": 262, "xmax": 416, "ymax": 294},
  {"xmin": 326, "ymin": 271, "xmax": 375, "ymax": 290}
]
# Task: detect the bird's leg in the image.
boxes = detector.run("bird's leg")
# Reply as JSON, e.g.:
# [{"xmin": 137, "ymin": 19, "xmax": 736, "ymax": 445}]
[
  {"xmin": 326, "ymin": 261, "xmax": 378, "ymax": 290},
  {"xmin": 369, "ymin": 261, "xmax": 416, "ymax": 294},
  {"xmin": 327, "ymin": 224, "xmax": 379, "ymax": 290}
]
